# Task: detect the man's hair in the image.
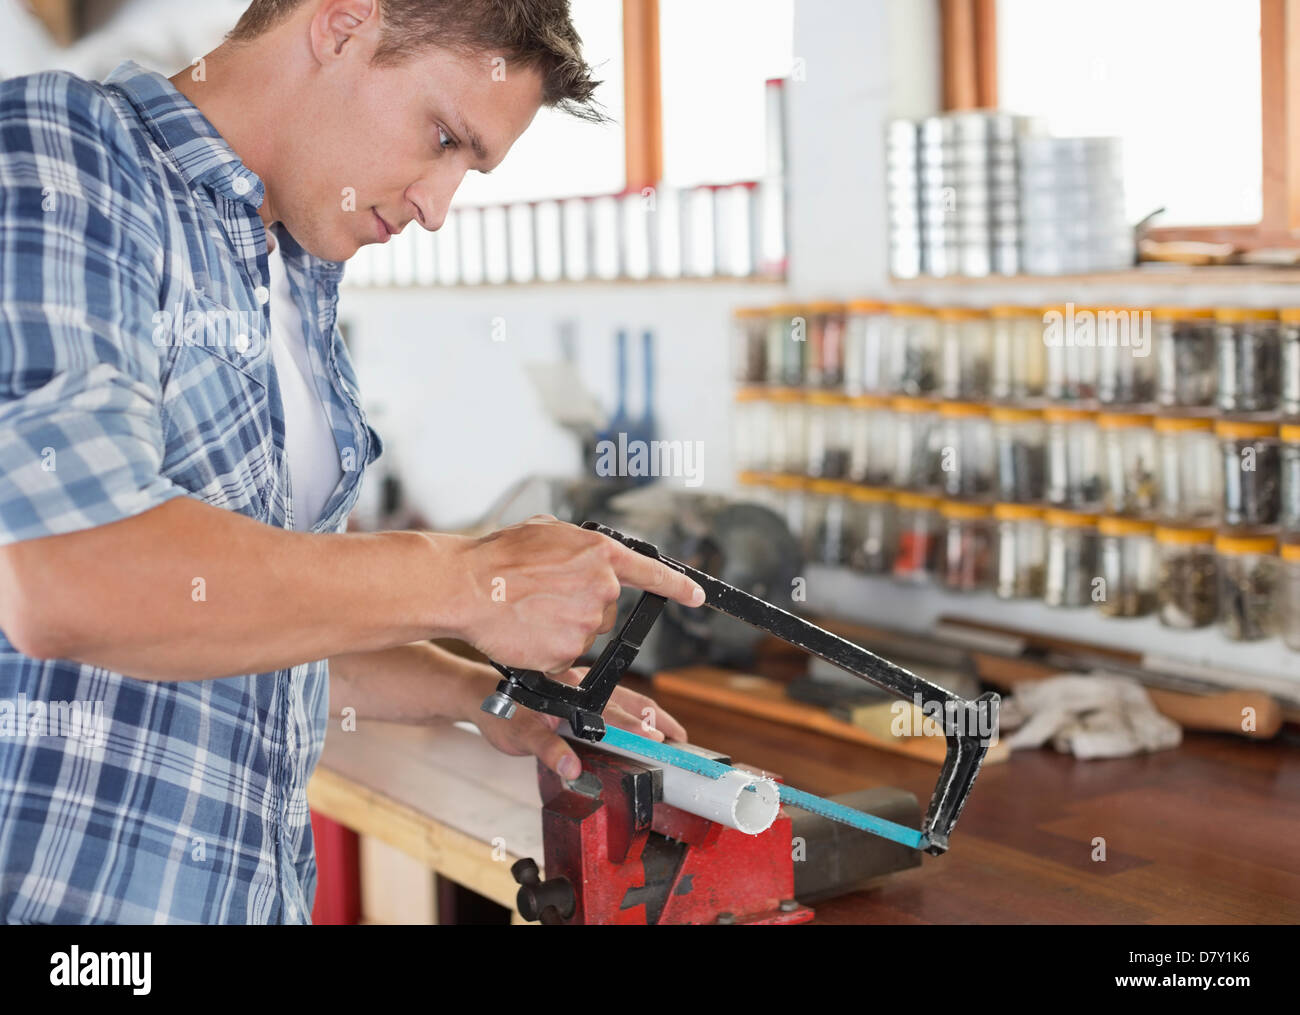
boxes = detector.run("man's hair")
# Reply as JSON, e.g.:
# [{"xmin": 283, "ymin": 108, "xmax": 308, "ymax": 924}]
[{"xmin": 228, "ymin": 0, "xmax": 606, "ymax": 122}]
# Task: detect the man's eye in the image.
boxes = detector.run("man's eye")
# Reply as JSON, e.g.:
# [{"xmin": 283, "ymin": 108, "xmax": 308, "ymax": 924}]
[{"xmin": 437, "ymin": 127, "xmax": 456, "ymax": 152}]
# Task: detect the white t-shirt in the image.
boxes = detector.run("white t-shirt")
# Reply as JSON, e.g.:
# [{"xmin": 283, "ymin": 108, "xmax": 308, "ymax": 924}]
[{"xmin": 266, "ymin": 236, "xmax": 343, "ymax": 530}]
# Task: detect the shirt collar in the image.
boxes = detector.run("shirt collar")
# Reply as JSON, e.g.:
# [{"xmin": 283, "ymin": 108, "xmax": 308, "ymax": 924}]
[{"xmin": 102, "ymin": 60, "xmax": 345, "ymax": 283}]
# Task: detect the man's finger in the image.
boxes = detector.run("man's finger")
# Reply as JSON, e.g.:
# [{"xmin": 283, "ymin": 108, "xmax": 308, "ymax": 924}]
[
  {"xmin": 613, "ymin": 687, "xmax": 687, "ymax": 742},
  {"xmin": 517, "ymin": 720, "xmax": 582, "ymax": 780},
  {"xmin": 607, "ymin": 542, "xmax": 704, "ymax": 607},
  {"xmin": 606, "ymin": 703, "xmax": 665, "ymax": 741}
]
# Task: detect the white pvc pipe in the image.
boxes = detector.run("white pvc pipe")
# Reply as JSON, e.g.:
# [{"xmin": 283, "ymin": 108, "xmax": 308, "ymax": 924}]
[{"xmin": 559, "ymin": 724, "xmax": 780, "ymax": 836}]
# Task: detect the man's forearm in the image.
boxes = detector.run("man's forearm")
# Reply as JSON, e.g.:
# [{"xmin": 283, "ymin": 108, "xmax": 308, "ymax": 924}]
[
  {"xmin": 0, "ymin": 497, "xmax": 471, "ymax": 680},
  {"xmin": 328, "ymin": 641, "xmax": 493, "ymax": 724}
]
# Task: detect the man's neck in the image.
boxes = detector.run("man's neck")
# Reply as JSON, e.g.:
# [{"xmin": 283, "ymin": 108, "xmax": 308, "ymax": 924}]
[{"xmin": 169, "ymin": 43, "xmax": 284, "ymax": 229}]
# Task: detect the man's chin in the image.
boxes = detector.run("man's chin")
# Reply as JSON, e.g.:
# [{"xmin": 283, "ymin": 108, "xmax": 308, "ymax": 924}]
[{"xmin": 278, "ymin": 221, "xmax": 361, "ymax": 263}]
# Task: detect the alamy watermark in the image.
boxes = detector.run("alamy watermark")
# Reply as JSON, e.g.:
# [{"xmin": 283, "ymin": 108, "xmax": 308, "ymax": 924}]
[
  {"xmin": 152, "ymin": 302, "xmax": 265, "ymax": 357},
  {"xmin": 890, "ymin": 693, "xmax": 998, "ymax": 743},
  {"xmin": 594, "ymin": 432, "xmax": 704, "ymax": 487},
  {"xmin": 1042, "ymin": 303, "xmax": 1151, "ymax": 358},
  {"xmin": 0, "ymin": 695, "xmax": 106, "ymax": 744}
]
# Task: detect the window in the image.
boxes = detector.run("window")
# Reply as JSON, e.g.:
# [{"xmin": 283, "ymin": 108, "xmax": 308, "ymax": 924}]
[
  {"xmin": 657, "ymin": 0, "xmax": 794, "ymax": 186},
  {"xmin": 996, "ymin": 0, "xmax": 1262, "ymax": 227},
  {"xmin": 451, "ymin": 0, "xmax": 626, "ymax": 205}
]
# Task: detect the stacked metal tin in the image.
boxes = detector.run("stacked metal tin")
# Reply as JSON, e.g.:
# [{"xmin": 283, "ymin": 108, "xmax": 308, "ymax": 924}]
[
  {"xmin": 885, "ymin": 120, "xmax": 923, "ymax": 278},
  {"xmin": 885, "ymin": 112, "xmax": 1134, "ymax": 279},
  {"xmin": 916, "ymin": 115, "xmax": 958, "ymax": 277},
  {"xmin": 889, "ymin": 111, "xmax": 1041, "ymax": 278},
  {"xmin": 1017, "ymin": 136, "xmax": 1132, "ymax": 275}
]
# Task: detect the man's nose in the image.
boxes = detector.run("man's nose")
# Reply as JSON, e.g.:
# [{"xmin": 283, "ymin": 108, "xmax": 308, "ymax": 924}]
[{"xmin": 407, "ymin": 171, "xmax": 465, "ymax": 233}]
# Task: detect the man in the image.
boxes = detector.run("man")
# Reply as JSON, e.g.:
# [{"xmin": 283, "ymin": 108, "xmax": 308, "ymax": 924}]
[{"xmin": 0, "ymin": 0, "xmax": 702, "ymax": 923}]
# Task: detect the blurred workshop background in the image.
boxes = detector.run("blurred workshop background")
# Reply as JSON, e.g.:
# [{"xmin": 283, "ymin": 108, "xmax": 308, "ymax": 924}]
[{"xmin": 6, "ymin": 0, "xmax": 1299, "ymax": 925}]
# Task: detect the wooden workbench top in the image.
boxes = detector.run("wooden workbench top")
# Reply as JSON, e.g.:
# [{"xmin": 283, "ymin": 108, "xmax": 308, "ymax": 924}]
[{"xmin": 311, "ymin": 680, "xmax": 1300, "ymax": 924}]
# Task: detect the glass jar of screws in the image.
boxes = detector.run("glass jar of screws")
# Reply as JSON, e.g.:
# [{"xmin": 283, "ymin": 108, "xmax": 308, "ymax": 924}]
[
  {"xmin": 766, "ymin": 303, "xmax": 803, "ymax": 386},
  {"xmin": 732, "ymin": 387, "xmax": 773, "ymax": 474},
  {"xmin": 846, "ymin": 486, "xmax": 897, "ymax": 575},
  {"xmin": 886, "ymin": 303, "xmax": 940, "ymax": 396},
  {"xmin": 1096, "ymin": 304, "xmax": 1156, "ymax": 406},
  {"xmin": 1096, "ymin": 516, "xmax": 1157, "ymax": 618},
  {"xmin": 805, "ymin": 479, "xmax": 850, "ymax": 565},
  {"xmin": 1282, "ymin": 424, "xmax": 1300, "ymax": 537},
  {"xmin": 1217, "ymin": 419, "xmax": 1281, "ymax": 527},
  {"xmin": 937, "ymin": 401, "xmax": 994, "ymax": 499},
  {"xmin": 803, "ymin": 301, "xmax": 847, "ymax": 389},
  {"xmin": 892, "ymin": 492, "xmax": 940, "ymax": 584},
  {"xmin": 1155, "ymin": 306, "xmax": 1217, "ymax": 408},
  {"xmin": 994, "ymin": 503, "xmax": 1047, "ymax": 600},
  {"xmin": 847, "ymin": 396, "xmax": 896, "ymax": 486},
  {"xmin": 1216, "ymin": 533, "xmax": 1280, "ymax": 642},
  {"xmin": 1155, "ymin": 526, "xmax": 1219, "ymax": 629},
  {"xmin": 992, "ymin": 407, "xmax": 1047, "ymax": 503},
  {"xmin": 1098, "ymin": 412, "xmax": 1158, "ymax": 516},
  {"xmin": 1216, "ymin": 307, "xmax": 1282, "ymax": 414},
  {"xmin": 1283, "ymin": 308, "xmax": 1300, "ymax": 417},
  {"xmin": 733, "ymin": 307, "xmax": 768, "ymax": 385},
  {"xmin": 844, "ymin": 300, "xmax": 890, "ymax": 396},
  {"xmin": 806, "ymin": 392, "xmax": 852, "ymax": 479},
  {"xmin": 1044, "ymin": 509, "xmax": 1101, "ymax": 608},
  {"xmin": 937, "ymin": 307, "xmax": 992, "ymax": 400},
  {"xmin": 1045, "ymin": 408, "xmax": 1103, "ymax": 510},
  {"xmin": 768, "ymin": 388, "xmax": 809, "ymax": 475},
  {"xmin": 1281, "ymin": 542, "xmax": 1300, "ymax": 651},
  {"xmin": 990, "ymin": 305, "xmax": 1047, "ymax": 402},
  {"xmin": 1043, "ymin": 303, "xmax": 1099, "ymax": 403},
  {"xmin": 892, "ymin": 397, "xmax": 940, "ymax": 491},
  {"xmin": 938, "ymin": 500, "xmax": 995, "ymax": 592},
  {"xmin": 1154, "ymin": 414, "xmax": 1221, "ymax": 526}
]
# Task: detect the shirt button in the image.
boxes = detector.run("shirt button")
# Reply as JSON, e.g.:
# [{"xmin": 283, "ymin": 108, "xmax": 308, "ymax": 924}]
[
  {"xmin": 254, "ymin": 286, "xmax": 270, "ymax": 305},
  {"xmin": 286, "ymin": 902, "xmax": 298, "ymax": 922},
  {"xmin": 231, "ymin": 176, "xmax": 252, "ymax": 196},
  {"xmin": 234, "ymin": 333, "xmax": 250, "ymax": 354}
]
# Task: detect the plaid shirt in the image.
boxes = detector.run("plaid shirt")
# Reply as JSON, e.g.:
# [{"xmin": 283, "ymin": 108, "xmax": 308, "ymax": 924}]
[{"xmin": 0, "ymin": 62, "xmax": 381, "ymax": 923}]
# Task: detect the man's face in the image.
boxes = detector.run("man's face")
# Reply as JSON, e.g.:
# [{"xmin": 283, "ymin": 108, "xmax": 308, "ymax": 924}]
[{"xmin": 272, "ymin": 14, "xmax": 544, "ymax": 261}]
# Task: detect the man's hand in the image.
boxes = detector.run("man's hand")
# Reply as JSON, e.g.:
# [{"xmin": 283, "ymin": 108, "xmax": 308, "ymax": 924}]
[
  {"xmin": 444, "ymin": 516, "xmax": 704, "ymax": 675},
  {"xmin": 455, "ymin": 666, "xmax": 687, "ymax": 782}
]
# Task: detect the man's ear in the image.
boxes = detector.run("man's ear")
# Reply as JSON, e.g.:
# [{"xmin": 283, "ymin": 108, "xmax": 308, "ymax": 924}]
[{"xmin": 308, "ymin": 0, "xmax": 381, "ymax": 64}]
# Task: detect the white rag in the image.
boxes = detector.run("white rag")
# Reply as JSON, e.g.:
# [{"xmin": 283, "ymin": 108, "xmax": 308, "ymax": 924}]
[{"xmin": 999, "ymin": 673, "xmax": 1182, "ymax": 759}]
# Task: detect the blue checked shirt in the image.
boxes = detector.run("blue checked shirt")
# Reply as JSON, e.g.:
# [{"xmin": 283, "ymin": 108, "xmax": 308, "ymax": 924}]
[{"xmin": 0, "ymin": 62, "xmax": 381, "ymax": 923}]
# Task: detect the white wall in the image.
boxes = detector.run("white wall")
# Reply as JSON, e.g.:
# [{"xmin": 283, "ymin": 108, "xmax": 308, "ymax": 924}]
[{"xmin": 343, "ymin": 280, "xmax": 783, "ymax": 528}]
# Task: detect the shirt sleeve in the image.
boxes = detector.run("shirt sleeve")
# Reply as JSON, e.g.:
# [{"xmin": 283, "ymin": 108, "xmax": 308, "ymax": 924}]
[{"xmin": 0, "ymin": 71, "xmax": 188, "ymax": 546}]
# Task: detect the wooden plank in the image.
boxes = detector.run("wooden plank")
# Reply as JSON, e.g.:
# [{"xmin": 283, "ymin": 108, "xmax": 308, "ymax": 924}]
[
  {"xmin": 308, "ymin": 765, "xmax": 525, "ymax": 910},
  {"xmin": 890, "ymin": 263, "xmax": 1300, "ymax": 284},
  {"xmin": 652, "ymin": 666, "xmax": 1009, "ymax": 764},
  {"xmin": 971, "ymin": 651, "xmax": 1285, "ymax": 738},
  {"xmin": 308, "ymin": 720, "xmax": 542, "ymax": 909},
  {"xmin": 622, "ymin": 0, "xmax": 663, "ymax": 191},
  {"xmin": 359, "ymin": 835, "xmax": 437, "ymax": 924}
]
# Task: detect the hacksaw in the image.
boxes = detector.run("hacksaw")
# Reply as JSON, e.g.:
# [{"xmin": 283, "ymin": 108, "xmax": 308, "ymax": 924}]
[{"xmin": 482, "ymin": 521, "xmax": 999, "ymax": 855}]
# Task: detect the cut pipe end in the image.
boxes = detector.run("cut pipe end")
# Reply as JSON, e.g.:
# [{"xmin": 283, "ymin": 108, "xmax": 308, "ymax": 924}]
[{"xmin": 729, "ymin": 772, "xmax": 781, "ymax": 835}]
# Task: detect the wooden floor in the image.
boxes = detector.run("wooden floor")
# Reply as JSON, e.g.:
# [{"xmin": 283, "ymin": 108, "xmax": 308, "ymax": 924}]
[{"xmin": 647, "ymin": 681, "xmax": 1300, "ymax": 924}]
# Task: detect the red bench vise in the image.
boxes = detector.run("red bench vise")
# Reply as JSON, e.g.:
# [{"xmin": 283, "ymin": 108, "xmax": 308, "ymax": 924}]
[{"xmin": 513, "ymin": 738, "xmax": 813, "ymax": 925}]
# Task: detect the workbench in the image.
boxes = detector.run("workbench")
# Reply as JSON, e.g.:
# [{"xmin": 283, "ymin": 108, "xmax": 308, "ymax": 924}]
[{"xmin": 307, "ymin": 677, "xmax": 1300, "ymax": 924}]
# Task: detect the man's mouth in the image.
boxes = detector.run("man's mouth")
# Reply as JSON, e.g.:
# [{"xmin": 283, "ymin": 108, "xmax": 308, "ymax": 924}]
[{"xmin": 372, "ymin": 209, "xmax": 397, "ymax": 243}]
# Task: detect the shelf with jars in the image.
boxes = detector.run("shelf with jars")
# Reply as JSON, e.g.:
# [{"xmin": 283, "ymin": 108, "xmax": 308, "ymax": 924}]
[{"xmin": 731, "ymin": 297, "xmax": 1300, "ymax": 655}]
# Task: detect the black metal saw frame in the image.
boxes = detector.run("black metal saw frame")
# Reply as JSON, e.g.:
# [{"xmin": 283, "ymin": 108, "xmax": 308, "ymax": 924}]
[{"xmin": 481, "ymin": 521, "xmax": 1000, "ymax": 855}]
